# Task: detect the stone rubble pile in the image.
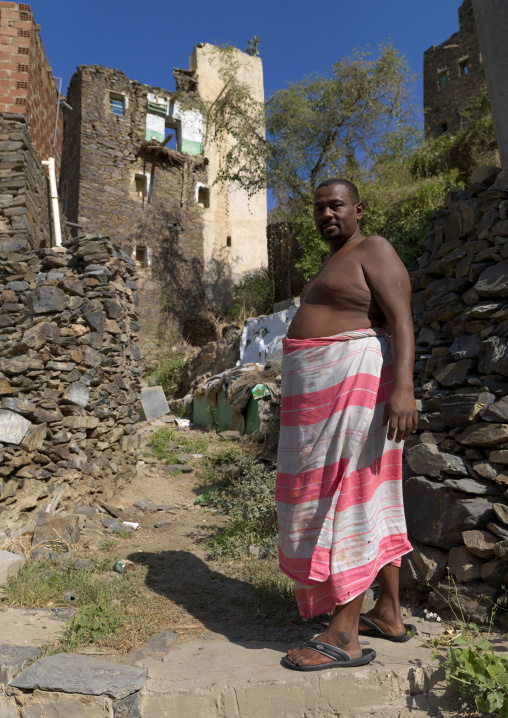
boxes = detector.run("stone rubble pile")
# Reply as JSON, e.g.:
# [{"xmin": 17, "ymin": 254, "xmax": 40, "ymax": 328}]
[
  {"xmin": 403, "ymin": 165, "xmax": 508, "ymax": 627},
  {"xmin": 0, "ymin": 233, "xmax": 142, "ymax": 525}
]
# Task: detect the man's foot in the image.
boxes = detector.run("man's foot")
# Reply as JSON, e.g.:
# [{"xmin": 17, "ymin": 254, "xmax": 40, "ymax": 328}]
[
  {"xmin": 286, "ymin": 629, "xmax": 362, "ymax": 668},
  {"xmin": 358, "ymin": 611, "xmax": 408, "ymax": 639}
]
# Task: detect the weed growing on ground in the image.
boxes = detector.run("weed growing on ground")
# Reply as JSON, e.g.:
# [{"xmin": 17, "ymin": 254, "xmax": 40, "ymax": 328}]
[
  {"xmin": 99, "ymin": 539, "xmax": 117, "ymax": 552},
  {"xmin": 430, "ymin": 623, "xmax": 508, "ymax": 716},
  {"xmin": 202, "ymin": 456, "xmax": 278, "ymax": 559},
  {"xmin": 4, "ymin": 559, "xmax": 141, "ymax": 610},
  {"xmin": 149, "ymin": 427, "xmax": 179, "ymax": 463},
  {"xmin": 61, "ymin": 601, "xmax": 127, "ymax": 651},
  {"xmin": 425, "ymin": 579, "xmax": 508, "ymax": 716},
  {"xmin": 202, "ymin": 446, "xmax": 243, "ymax": 485},
  {"xmin": 177, "ymin": 435, "xmax": 210, "ymax": 455}
]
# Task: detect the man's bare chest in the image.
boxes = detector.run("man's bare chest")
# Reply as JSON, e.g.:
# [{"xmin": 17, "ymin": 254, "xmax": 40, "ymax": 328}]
[{"xmin": 303, "ymin": 255, "xmax": 372, "ymax": 308}]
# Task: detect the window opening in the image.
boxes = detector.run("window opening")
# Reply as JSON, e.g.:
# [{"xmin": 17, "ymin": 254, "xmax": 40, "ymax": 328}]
[
  {"xmin": 109, "ymin": 93, "xmax": 125, "ymax": 117},
  {"xmin": 459, "ymin": 60, "xmax": 470, "ymax": 76},
  {"xmin": 135, "ymin": 246, "xmax": 150, "ymax": 268},
  {"xmin": 226, "ymin": 236, "xmax": 232, "ymax": 248},
  {"xmin": 440, "ymin": 121, "xmax": 448, "ymax": 134},
  {"xmin": 134, "ymin": 174, "xmax": 147, "ymax": 199},
  {"xmin": 163, "ymin": 125, "xmax": 177, "ymax": 150},
  {"xmin": 17, "ymin": 47, "xmax": 29, "ymax": 55},
  {"xmin": 438, "ymin": 71, "xmax": 449, "ymax": 88},
  {"xmin": 197, "ymin": 186, "xmax": 210, "ymax": 208}
]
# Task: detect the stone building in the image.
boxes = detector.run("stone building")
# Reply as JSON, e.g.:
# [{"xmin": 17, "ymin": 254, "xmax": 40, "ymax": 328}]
[
  {"xmin": 423, "ymin": 0, "xmax": 486, "ymax": 138},
  {"xmin": 0, "ymin": 2, "xmax": 63, "ymax": 172},
  {"xmin": 59, "ymin": 44, "xmax": 268, "ymax": 352}
]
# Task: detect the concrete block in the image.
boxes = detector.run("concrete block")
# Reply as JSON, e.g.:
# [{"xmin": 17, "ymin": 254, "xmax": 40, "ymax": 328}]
[
  {"xmin": 0, "ymin": 550, "xmax": 25, "ymax": 585},
  {"xmin": 139, "ymin": 386, "xmax": 169, "ymax": 421},
  {"xmin": 18, "ymin": 690, "xmax": 112, "ymax": 718}
]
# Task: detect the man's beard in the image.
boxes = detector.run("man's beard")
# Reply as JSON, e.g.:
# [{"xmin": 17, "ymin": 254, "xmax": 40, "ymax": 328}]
[{"xmin": 320, "ymin": 221, "xmax": 341, "ymax": 241}]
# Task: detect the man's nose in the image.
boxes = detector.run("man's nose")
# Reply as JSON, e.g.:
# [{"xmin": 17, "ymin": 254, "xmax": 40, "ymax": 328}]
[{"xmin": 322, "ymin": 206, "xmax": 334, "ymax": 219}]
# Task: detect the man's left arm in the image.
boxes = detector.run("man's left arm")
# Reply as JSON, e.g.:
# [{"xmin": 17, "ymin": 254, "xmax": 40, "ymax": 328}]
[{"xmin": 361, "ymin": 235, "xmax": 418, "ymax": 443}]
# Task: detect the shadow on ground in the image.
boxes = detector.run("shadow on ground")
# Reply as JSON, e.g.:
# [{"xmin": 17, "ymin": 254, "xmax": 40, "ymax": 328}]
[{"xmin": 127, "ymin": 549, "xmax": 317, "ymax": 650}]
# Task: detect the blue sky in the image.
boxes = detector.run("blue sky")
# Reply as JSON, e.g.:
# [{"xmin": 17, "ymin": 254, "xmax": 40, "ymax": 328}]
[{"xmin": 35, "ymin": 0, "xmax": 462, "ymax": 126}]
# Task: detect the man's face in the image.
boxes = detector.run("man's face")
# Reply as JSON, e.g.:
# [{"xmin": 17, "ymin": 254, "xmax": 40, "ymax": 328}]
[{"xmin": 313, "ymin": 184, "xmax": 364, "ymax": 243}]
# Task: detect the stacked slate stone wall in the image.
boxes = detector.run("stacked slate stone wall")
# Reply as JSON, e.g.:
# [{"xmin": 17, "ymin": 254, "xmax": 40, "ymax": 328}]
[
  {"xmin": 403, "ymin": 165, "xmax": 508, "ymax": 627},
  {"xmin": 0, "ymin": 233, "xmax": 141, "ymax": 526},
  {"xmin": 0, "ymin": 112, "xmax": 70, "ymax": 251}
]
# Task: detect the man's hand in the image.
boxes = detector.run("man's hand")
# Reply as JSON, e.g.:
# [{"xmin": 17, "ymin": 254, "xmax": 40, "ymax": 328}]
[{"xmin": 382, "ymin": 389, "xmax": 418, "ymax": 443}]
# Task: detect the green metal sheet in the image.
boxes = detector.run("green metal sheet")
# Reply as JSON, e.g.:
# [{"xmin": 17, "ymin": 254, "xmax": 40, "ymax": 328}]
[
  {"xmin": 244, "ymin": 396, "xmax": 260, "ymax": 434},
  {"xmin": 193, "ymin": 395, "xmax": 216, "ymax": 427}
]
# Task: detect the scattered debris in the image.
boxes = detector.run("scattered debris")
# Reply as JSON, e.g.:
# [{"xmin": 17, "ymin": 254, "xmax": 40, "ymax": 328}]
[{"xmin": 113, "ymin": 559, "xmax": 135, "ymax": 574}]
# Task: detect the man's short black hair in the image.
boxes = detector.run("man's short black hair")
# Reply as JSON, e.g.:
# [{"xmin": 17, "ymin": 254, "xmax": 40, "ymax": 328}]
[{"xmin": 315, "ymin": 178, "xmax": 360, "ymax": 204}]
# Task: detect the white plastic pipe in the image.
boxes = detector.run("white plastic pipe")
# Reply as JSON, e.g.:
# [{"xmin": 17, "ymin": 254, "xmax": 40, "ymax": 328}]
[{"xmin": 42, "ymin": 157, "xmax": 62, "ymax": 247}]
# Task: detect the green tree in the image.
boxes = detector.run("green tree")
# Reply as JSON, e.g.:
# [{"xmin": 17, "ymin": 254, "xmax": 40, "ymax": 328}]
[{"xmin": 266, "ymin": 44, "xmax": 416, "ymax": 209}]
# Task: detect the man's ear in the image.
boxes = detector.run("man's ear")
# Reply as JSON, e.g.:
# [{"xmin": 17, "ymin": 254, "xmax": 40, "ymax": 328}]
[{"xmin": 356, "ymin": 202, "xmax": 365, "ymax": 221}]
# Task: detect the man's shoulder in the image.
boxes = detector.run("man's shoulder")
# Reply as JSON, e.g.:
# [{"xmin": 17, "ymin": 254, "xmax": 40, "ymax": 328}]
[{"xmin": 356, "ymin": 234, "xmax": 398, "ymax": 258}]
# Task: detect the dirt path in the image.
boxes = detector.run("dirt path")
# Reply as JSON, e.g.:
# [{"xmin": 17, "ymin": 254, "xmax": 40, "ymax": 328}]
[{"xmin": 93, "ymin": 419, "xmax": 319, "ymax": 657}]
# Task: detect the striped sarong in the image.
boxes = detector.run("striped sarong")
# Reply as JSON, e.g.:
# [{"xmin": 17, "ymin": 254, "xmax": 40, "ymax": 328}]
[{"xmin": 276, "ymin": 328, "xmax": 412, "ymax": 619}]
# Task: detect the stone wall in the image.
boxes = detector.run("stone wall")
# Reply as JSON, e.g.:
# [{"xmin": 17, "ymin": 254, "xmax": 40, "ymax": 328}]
[
  {"xmin": 423, "ymin": 0, "xmax": 486, "ymax": 138},
  {"xmin": 0, "ymin": 233, "xmax": 141, "ymax": 526},
  {"xmin": 0, "ymin": 112, "xmax": 69, "ymax": 250},
  {"xmin": 404, "ymin": 165, "xmax": 508, "ymax": 627},
  {"xmin": 59, "ymin": 65, "xmax": 208, "ymax": 351},
  {"xmin": 0, "ymin": 2, "xmax": 63, "ymax": 173}
]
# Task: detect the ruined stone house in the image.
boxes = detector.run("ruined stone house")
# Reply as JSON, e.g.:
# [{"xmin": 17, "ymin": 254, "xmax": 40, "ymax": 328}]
[
  {"xmin": 59, "ymin": 44, "xmax": 268, "ymax": 353},
  {"xmin": 423, "ymin": 0, "xmax": 486, "ymax": 138}
]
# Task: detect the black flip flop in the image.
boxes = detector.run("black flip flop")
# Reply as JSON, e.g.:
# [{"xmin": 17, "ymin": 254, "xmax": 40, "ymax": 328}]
[
  {"xmin": 358, "ymin": 614, "xmax": 416, "ymax": 643},
  {"xmin": 281, "ymin": 640, "xmax": 376, "ymax": 672}
]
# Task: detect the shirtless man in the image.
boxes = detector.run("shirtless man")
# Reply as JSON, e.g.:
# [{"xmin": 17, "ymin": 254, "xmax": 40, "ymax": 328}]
[{"xmin": 280, "ymin": 178, "xmax": 418, "ymax": 670}]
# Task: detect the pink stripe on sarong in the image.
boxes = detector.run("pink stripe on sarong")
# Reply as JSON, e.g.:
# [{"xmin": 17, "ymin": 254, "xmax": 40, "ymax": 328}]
[{"xmin": 275, "ymin": 328, "xmax": 412, "ymax": 619}]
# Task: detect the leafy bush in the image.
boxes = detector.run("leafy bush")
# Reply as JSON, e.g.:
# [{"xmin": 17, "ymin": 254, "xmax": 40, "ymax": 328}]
[
  {"xmin": 150, "ymin": 355, "xmax": 185, "ymax": 398},
  {"xmin": 62, "ymin": 601, "xmax": 127, "ymax": 650},
  {"xmin": 227, "ymin": 268, "xmax": 273, "ymax": 321},
  {"xmin": 203, "ymin": 456, "xmax": 278, "ymax": 559},
  {"xmin": 149, "ymin": 427, "xmax": 178, "ymax": 463},
  {"xmin": 431, "ymin": 621, "xmax": 508, "ymax": 716}
]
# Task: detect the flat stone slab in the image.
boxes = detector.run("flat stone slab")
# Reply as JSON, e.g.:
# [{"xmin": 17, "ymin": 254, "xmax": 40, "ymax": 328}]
[
  {"xmin": 0, "ymin": 644, "xmax": 40, "ymax": 684},
  {"xmin": 11, "ymin": 653, "xmax": 147, "ymax": 699},
  {"xmin": 139, "ymin": 386, "xmax": 169, "ymax": 422}
]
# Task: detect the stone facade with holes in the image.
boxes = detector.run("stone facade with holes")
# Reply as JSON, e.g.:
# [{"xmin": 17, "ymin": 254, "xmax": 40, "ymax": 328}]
[
  {"xmin": 59, "ymin": 64, "xmax": 212, "ymax": 357},
  {"xmin": 0, "ymin": 2, "xmax": 63, "ymax": 173},
  {"xmin": 59, "ymin": 47, "xmax": 268, "ymax": 356},
  {"xmin": 423, "ymin": 0, "xmax": 487, "ymax": 138}
]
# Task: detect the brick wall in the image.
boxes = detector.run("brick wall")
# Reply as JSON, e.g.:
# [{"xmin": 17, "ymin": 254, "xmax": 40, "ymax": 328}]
[
  {"xmin": 60, "ymin": 65, "xmax": 209, "ymax": 355},
  {"xmin": 0, "ymin": 2, "xmax": 63, "ymax": 173}
]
